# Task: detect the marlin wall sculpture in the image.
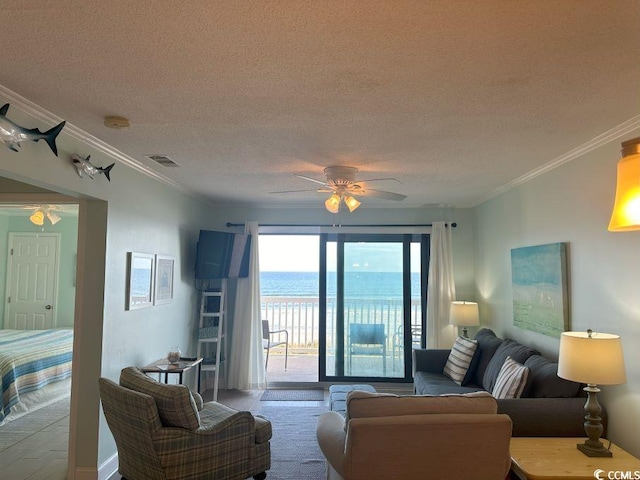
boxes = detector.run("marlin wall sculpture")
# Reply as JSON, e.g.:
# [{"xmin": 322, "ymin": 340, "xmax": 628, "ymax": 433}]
[
  {"xmin": 0, "ymin": 103, "xmax": 66, "ymax": 156},
  {"xmin": 71, "ymin": 153, "xmax": 114, "ymax": 181}
]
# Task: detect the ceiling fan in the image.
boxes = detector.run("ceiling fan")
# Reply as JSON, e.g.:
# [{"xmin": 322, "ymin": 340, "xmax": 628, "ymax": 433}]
[{"xmin": 272, "ymin": 166, "xmax": 407, "ymax": 213}]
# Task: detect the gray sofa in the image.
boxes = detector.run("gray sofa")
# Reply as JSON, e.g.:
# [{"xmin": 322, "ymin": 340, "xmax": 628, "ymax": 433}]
[{"xmin": 412, "ymin": 328, "xmax": 602, "ymax": 437}]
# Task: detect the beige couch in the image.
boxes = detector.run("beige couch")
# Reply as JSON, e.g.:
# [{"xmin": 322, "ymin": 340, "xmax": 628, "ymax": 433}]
[{"xmin": 316, "ymin": 391, "xmax": 512, "ymax": 480}]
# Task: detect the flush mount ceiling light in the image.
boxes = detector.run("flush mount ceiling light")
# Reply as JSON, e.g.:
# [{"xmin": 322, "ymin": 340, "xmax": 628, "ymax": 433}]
[
  {"xmin": 608, "ymin": 137, "xmax": 640, "ymax": 231},
  {"xmin": 103, "ymin": 115, "xmax": 130, "ymax": 129},
  {"xmin": 28, "ymin": 205, "xmax": 62, "ymax": 226}
]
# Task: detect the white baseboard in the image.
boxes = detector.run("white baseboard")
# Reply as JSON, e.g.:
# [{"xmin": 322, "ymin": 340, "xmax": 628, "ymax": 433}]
[
  {"xmin": 98, "ymin": 453, "xmax": 119, "ymax": 480},
  {"xmin": 71, "ymin": 466, "xmax": 99, "ymax": 480}
]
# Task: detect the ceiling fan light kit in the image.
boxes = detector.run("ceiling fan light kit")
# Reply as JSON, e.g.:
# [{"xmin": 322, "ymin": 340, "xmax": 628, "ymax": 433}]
[{"xmin": 28, "ymin": 205, "xmax": 62, "ymax": 226}]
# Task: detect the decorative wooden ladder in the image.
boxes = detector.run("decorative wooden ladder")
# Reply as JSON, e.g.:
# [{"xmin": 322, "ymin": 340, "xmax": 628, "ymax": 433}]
[{"xmin": 196, "ymin": 280, "xmax": 226, "ymax": 401}]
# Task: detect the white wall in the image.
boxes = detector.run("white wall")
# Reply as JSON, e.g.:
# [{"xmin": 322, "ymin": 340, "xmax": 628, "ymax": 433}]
[{"xmin": 474, "ymin": 131, "xmax": 640, "ymax": 457}]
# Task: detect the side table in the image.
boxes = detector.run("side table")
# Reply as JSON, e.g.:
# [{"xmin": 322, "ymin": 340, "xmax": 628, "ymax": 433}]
[
  {"xmin": 140, "ymin": 357, "xmax": 203, "ymax": 393},
  {"xmin": 510, "ymin": 437, "xmax": 640, "ymax": 480}
]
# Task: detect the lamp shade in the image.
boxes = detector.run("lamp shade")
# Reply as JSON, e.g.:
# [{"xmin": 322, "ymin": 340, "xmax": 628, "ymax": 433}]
[
  {"xmin": 29, "ymin": 210, "xmax": 45, "ymax": 225},
  {"xmin": 608, "ymin": 137, "xmax": 640, "ymax": 231},
  {"xmin": 344, "ymin": 195, "xmax": 361, "ymax": 212},
  {"xmin": 449, "ymin": 301, "xmax": 480, "ymax": 326},
  {"xmin": 558, "ymin": 331, "xmax": 626, "ymax": 385},
  {"xmin": 46, "ymin": 211, "xmax": 61, "ymax": 225},
  {"xmin": 324, "ymin": 193, "xmax": 340, "ymax": 213}
]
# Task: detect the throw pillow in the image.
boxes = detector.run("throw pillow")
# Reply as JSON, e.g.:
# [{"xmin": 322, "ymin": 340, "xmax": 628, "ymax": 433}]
[
  {"xmin": 482, "ymin": 338, "xmax": 539, "ymax": 392},
  {"xmin": 492, "ymin": 356, "xmax": 529, "ymax": 399},
  {"xmin": 523, "ymin": 355, "xmax": 582, "ymax": 398},
  {"xmin": 443, "ymin": 336, "xmax": 479, "ymax": 386},
  {"xmin": 472, "ymin": 329, "xmax": 504, "ymax": 386}
]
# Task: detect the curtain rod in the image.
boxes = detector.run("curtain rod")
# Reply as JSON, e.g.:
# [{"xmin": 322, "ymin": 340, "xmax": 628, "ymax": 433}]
[{"xmin": 226, "ymin": 222, "xmax": 456, "ymax": 228}]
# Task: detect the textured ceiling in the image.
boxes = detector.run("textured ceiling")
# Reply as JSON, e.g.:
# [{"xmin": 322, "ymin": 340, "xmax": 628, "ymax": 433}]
[{"xmin": 1, "ymin": 1, "xmax": 639, "ymax": 208}]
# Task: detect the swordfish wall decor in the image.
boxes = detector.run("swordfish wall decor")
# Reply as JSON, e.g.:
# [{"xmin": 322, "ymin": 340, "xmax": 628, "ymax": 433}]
[
  {"xmin": 72, "ymin": 153, "xmax": 114, "ymax": 181},
  {"xmin": 0, "ymin": 103, "xmax": 65, "ymax": 156}
]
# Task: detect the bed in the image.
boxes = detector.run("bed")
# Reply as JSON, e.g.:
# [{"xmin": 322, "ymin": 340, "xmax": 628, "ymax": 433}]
[{"xmin": 0, "ymin": 328, "xmax": 73, "ymax": 425}]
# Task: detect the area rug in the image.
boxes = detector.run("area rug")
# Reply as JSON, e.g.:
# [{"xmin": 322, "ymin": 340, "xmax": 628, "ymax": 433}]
[
  {"xmin": 0, "ymin": 396, "xmax": 70, "ymax": 452},
  {"xmin": 260, "ymin": 388, "xmax": 325, "ymax": 401},
  {"xmin": 257, "ymin": 405, "xmax": 327, "ymax": 480}
]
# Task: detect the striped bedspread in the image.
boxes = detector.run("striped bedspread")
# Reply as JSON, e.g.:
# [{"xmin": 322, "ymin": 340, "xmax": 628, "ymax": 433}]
[{"xmin": 0, "ymin": 329, "xmax": 73, "ymax": 422}]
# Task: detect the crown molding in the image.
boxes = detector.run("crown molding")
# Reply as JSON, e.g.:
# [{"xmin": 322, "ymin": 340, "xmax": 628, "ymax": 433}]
[
  {"xmin": 0, "ymin": 85, "xmax": 207, "ymax": 203},
  {"xmin": 470, "ymin": 114, "xmax": 640, "ymax": 207}
]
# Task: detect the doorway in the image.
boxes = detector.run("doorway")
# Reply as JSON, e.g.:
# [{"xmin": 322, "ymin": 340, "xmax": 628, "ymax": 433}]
[
  {"xmin": 319, "ymin": 233, "xmax": 427, "ymax": 383},
  {"xmin": 4, "ymin": 232, "xmax": 61, "ymax": 329},
  {"xmin": 0, "ymin": 197, "xmax": 80, "ymax": 480},
  {"xmin": 259, "ymin": 232, "xmax": 428, "ymax": 385},
  {"xmin": 259, "ymin": 234, "xmax": 320, "ymax": 384}
]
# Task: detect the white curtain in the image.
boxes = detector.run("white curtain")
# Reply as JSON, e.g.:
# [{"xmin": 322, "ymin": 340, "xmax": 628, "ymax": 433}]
[
  {"xmin": 426, "ymin": 221, "xmax": 457, "ymax": 348},
  {"xmin": 227, "ymin": 221, "xmax": 266, "ymax": 390}
]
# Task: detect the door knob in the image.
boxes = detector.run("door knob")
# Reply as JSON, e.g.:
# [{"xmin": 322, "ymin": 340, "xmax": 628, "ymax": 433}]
[{"xmin": 45, "ymin": 305, "xmax": 52, "ymax": 310}]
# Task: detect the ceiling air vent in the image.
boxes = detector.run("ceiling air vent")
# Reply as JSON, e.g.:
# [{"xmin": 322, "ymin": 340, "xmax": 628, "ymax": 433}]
[{"xmin": 145, "ymin": 154, "xmax": 180, "ymax": 167}]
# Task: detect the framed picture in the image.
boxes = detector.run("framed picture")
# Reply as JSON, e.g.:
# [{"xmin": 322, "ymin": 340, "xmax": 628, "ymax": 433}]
[
  {"xmin": 511, "ymin": 242, "xmax": 569, "ymax": 338},
  {"xmin": 154, "ymin": 254, "xmax": 175, "ymax": 305},
  {"xmin": 126, "ymin": 252, "xmax": 155, "ymax": 310}
]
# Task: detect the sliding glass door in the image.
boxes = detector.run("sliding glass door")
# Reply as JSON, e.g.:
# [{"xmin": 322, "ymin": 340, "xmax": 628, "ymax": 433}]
[{"xmin": 320, "ymin": 233, "xmax": 427, "ymax": 382}]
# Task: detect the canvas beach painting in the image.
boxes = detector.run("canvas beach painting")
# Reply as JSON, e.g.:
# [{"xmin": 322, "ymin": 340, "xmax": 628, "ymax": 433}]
[{"xmin": 511, "ymin": 243, "xmax": 569, "ymax": 338}]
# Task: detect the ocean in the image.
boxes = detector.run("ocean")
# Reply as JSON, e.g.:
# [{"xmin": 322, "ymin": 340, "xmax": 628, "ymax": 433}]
[{"xmin": 260, "ymin": 271, "xmax": 421, "ymax": 299}]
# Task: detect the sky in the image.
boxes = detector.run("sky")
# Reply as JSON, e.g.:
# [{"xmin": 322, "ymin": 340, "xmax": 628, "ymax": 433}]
[
  {"xmin": 259, "ymin": 235, "xmax": 319, "ymax": 271},
  {"xmin": 258, "ymin": 235, "xmax": 421, "ymax": 272}
]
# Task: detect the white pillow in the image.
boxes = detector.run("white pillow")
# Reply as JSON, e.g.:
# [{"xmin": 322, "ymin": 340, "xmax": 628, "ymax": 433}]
[
  {"xmin": 492, "ymin": 356, "xmax": 529, "ymax": 399},
  {"xmin": 443, "ymin": 336, "xmax": 478, "ymax": 386}
]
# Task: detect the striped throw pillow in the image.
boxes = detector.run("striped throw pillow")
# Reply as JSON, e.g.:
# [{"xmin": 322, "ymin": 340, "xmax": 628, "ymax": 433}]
[
  {"xmin": 443, "ymin": 336, "xmax": 478, "ymax": 386},
  {"xmin": 492, "ymin": 356, "xmax": 529, "ymax": 399}
]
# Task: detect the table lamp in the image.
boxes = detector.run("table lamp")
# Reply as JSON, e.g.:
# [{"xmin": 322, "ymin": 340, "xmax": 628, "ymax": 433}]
[
  {"xmin": 449, "ymin": 301, "xmax": 480, "ymax": 338},
  {"xmin": 557, "ymin": 330, "xmax": 626, "ymax": 457}
]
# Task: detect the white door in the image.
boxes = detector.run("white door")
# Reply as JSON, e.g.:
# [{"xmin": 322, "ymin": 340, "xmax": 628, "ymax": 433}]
[{"xmin": 4, "ymin": 233, "xmax": 60, "ymax": 329}]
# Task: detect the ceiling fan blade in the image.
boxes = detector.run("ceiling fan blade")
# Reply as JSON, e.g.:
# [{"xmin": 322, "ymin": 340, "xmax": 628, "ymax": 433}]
[
  {"xmin": 356, "ymin": 178, "xmax": 403, "ymax": 186},
  {"xmin": 269, "ymin": 189, "xmax": 320, "ymax": 194},
  {"xmin": 355, "ymin": 188, "xmax": 407, "ymax": 201},
  {"xmin": 294, "ymin": 174, "xmax": 328, "ymax": 186}
]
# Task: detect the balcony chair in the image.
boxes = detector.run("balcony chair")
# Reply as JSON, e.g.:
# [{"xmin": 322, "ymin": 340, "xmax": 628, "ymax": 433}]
[
  {"xmin": 262, "ymin": 320, "xmax": 289, "ymax": 370},
  {"xmin": 99, "ymin": 366, "xmax": 271, "ymax": 480},
  {"xmin": 348, "ymin": 323, "xmax": 386, "ymax": 376},
  {"xmin": 392, "ymin": 325, "xmax": 422, "ymax": 371}
]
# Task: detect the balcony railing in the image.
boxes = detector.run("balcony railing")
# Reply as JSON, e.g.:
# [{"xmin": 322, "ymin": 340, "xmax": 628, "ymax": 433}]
[{"xmin": 261, "ymin": 296, "xmax": 422, "ymax": 351}]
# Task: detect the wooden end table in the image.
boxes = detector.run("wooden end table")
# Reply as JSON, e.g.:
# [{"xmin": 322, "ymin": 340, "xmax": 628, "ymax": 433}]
[
  {"xmin": 141, "ymin": 357, "xmax": 203, "ymax": 393},
  {"xmin": 510, "ymin": 437, "xmax": 640, "ymax": 480}
]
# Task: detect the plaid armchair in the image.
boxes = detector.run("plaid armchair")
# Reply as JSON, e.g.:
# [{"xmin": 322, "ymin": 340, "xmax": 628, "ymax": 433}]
[{"xmin": 99, "ymin": 367, "xmax": 271, "ymax": 480}]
